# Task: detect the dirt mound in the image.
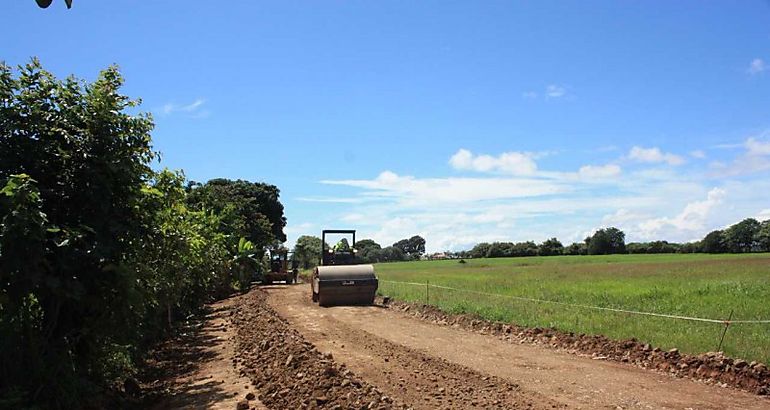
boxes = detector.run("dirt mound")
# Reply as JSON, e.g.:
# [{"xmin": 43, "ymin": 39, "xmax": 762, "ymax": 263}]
[
  {"xmin": 385, "ymin": 298, "xmax": 770, "ymax": 396},
  {"xmin": 231, "ymin": 289, "xmax": 411, "ymax": 409}
]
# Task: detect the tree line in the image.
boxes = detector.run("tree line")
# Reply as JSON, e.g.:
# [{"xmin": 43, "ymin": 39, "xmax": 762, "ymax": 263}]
[
  {"xmin": 457, "ymin": 219, "xmax": 770, "ymax": 259},
  {"xmin": 292, "ymin": 235, "xmax": 426, "ymax": 268},
  {"xmin": 0, "ymin": 60, "xmax": 286, "ymax": 407}
]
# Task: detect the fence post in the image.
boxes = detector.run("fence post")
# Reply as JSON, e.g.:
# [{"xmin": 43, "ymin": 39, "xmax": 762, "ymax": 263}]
[
  {"xmin": 717, "ymin": 310, "xmax": 734, "ymax": 352},
  {"xmin": 426, "ymin": 280, "xmax": 430, "ymax": 305}
]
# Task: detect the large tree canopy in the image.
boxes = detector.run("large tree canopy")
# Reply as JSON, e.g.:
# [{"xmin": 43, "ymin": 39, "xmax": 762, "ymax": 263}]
[
  {"xmin": 187, "ymin": 178, "xmax": 287, "ymax": 248},
  {"xmin": 587, "ymin": 227, "xmax": 626, "ymax": 255},
  {"xmin": 701, "ymin": 230, "xmax": 727, "ymax": 254},
  {"xmin": 538, "ymin": 238, "xmax": 564, "ymax": 256},
  {"xmin": 724, "ymin": 218, "xmax": 761, "ymax": 253},
  {"xmin": 392, "ymin": 235, "xmax": 426, "ymax": 260}
]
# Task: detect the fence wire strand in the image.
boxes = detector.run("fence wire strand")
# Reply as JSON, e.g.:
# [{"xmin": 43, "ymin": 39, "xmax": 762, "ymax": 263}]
[{"xmin": 380, "ymin": 280, "xmax": 770, "ymax": 324}]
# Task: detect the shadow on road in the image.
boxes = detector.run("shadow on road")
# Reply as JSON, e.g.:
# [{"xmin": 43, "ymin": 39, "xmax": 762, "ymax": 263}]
[{"xmin": 138, "ymin": 306, "xmax": 241, "ymax": 409}]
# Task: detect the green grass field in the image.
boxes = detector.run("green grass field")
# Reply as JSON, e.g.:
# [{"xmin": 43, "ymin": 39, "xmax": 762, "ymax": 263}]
[{"xmin": 374, "ymin": 253, "xmax": 770, "ymax": 364}]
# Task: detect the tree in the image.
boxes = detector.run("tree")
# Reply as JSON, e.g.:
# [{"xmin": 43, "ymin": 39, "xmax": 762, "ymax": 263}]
[
  {"xmin": 408, "ymin": 235, "xmax": 427, "ymax": 258},
  {"xmin": 487, "ymin": 242, "xmax": 513, "ymax": 257},
  {"xmin": 470, "ymin": 242, "xmax": 491, "ymax": 258},
  {"xmin": 538, "ymin": 238, "xmax": 564, "ymax": 256},
  {"xmin": 293, "ymin": 235, "xmax": 322, "ymax": 269},
  {"xmin": 627, "ymin": 241, "xmax": 679, "ymax": 254},
  {"xmin": 354, "ymin": 238, "xmax": 381, "ymax": 251},
  {"xmin": 0, "ymin": 60, "xmax": 287, "ymax": 408},
  {"xmin": 588, "ymin": 227, "xmax": 626, "ymax": 255},
  {"xmin": 626, "ymin": 242, "xmax": 648, "ymax": 254},
  {"xmin": 756, "ymin": 220, "xmax": 770, "ymax": 252},
  {"xmin": 187, "ymin": 178, "xmax": 287, "ymax": 250},
  {"xmin": 379, "ymin": 246, "xmax": 406, "ymax": 262},
  {"xmin": 564, "ymin": 242, "xmax": 587, "ymax": 255},
  {"xmin": 588, "ymin": 230, "xmax": 611, "ymax": 255},
  {"xmin": 724, "ymin": 218, "xmax": 761, "ymax": 253},
  {"xmin": 354, "ymin": 238, "xmax": 382, "ymax": 263},
  {"xmin": 605, "ymin": 227, "xmax": 626, "ymax": 254},
  {"xmin": 678, "ymin": 242, "xmax": 700, "ymax": 254},
  {"xmin": 701, "ymin": 230, "xmax": 726, "ymax": 254},
  {"xmin": 1, "ymin": 60, "xmax": 156, "ymax": 406},
  {"xmin": 512, "ymin": 241, "xmax": 538, "ymax": 256},
  {"xmin": 392, "ymin": 235, "xmax": 426, "ymax": 260}
]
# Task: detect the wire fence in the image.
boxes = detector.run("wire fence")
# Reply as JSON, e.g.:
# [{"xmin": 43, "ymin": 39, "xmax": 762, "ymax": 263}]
[{"xmin": 378, "ymin": 279, "xmax": 770, "ymax": 363}]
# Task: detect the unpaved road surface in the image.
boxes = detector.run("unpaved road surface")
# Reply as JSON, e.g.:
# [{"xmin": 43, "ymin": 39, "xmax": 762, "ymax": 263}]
[
  {"xmin": 144, "ymin": 298, "xmax": 266, "ymax": 410},
  {"xmin": 267, "ymin": 284, "xmax": 770, "ymax": 410}
]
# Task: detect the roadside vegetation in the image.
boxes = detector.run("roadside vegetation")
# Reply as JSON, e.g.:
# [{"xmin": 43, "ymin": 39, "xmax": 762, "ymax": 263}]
[
  {"xmin": 0, "ymin": 60, "xmax": 285, "ymax": 408},
  {"xmin": 377, "ymin": 253, "xmax": 770, "ymax": 364}
]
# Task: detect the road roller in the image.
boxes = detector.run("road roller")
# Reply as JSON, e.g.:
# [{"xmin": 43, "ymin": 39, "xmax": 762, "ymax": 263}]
[{"xmin": 311, "ymin": 229, "xmax": 378, "ymax": 307}]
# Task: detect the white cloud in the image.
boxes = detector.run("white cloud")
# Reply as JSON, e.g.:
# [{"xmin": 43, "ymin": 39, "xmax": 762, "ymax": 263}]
[
  {"xmin": 307, "ymin": 136, "xmax": 770, "ymax": 251},
  {"xmin": 601, "ymin": 209, "xmax": 649, "ymax": 227},
  {"xmin": 748, "ymin": 58, "xmax": 767, "ymax": 75},
  {"xmin": 545, "ymin": 84, "xmax": 566, "ymax": 99},
  {"xmin": 449, "ymin": 149, "xmax": 538, "ymax": 175},
  {"xmin": 745, "ymin": 137, "xmax": 770, "ymax": 156},
  {"xmin": 283, "ymin": 222, "xmax": 315, "ymax": 248},
  {"xmin": 159, "ymin": 98, "xmax": 207, "ymax": 116},
  {"xmin": 284, "ymin": 222, "xmax": 314, "ymax": 235},
  {"xmin": 689, "ymin": 150, "xmax": 706, "ymax": 159},
  {"xmin": 523, "ymin": 85, "xmax": 571, "ymax": 100},
  {"xmin": 756, "ymin": 209, "xmax": 770, "ymax": 222},
  {"xmin": 636, "ymin": 188, "xmax": 726, "ymax": 239},
  {"xmin": 296, "ymin": 197, "xmax": 372, "ymax": 204},
  {"xmin": 578, "ymin": 164, "xmax": 622, "ymax": 179},
  {"xmin": 628, "ymin": 146, "xmax": 685, "ymax": 166},
  {"xmin": 322, "ymin": 170, "xmax": 567, "ymax": 205},
  {"xmin": 710, "ymin": 135, "xmax": 770, "ymax": 176}
]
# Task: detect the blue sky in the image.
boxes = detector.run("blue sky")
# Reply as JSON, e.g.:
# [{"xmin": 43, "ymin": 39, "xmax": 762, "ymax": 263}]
[{"xmin": 5, "ymin": 1, "xmax": 770, "ymax": 251}]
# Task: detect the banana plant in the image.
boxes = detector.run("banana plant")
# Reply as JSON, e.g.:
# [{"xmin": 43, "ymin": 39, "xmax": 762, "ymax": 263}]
[{"xmin": 232, "ymin": 237, "xmax": 260, "ymax": 291}]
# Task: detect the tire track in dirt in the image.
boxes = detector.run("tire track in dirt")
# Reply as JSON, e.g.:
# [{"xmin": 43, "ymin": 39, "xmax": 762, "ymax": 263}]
[
  {"xmin": 268, "ymin": 284, "xmax": 770, "ymax": 409},
  {"xmin": 265, "ymin": 285, "xmax": 559, "ymax": 409},
  {"xmin": 308, "ymin": 316, "xmax": 558, "ymax": 409},
  {"xmin": 232, "ymin": 286, "xmax": 556, "ymax": 409}
]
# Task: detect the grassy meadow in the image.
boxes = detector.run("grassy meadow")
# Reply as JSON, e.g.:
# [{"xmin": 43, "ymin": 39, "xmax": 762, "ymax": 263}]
[{"xmin": 374, "ymin": 253, "xmax": 770, "ymax": 364}]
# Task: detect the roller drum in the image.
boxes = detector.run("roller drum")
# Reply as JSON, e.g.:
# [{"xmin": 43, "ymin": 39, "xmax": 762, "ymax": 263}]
[{"xmin": 313, "ymin": 265, "xmax": 378, "ymax": 307}]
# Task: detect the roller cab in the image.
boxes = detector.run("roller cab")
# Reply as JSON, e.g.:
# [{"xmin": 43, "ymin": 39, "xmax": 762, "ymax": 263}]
[{"xmin": 311, "ymin": 229, "xmax": 378, "ymax": 307}]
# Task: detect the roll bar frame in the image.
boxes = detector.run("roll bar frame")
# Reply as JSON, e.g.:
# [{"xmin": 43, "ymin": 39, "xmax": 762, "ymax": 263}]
[{"xmin": 321, "ymin": 229, "xmax": 356, "ymax": 266}]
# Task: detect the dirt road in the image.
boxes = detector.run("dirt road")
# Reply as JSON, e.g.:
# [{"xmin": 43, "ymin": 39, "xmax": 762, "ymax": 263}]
[
  {"xmin": 266, "ymin": 284, "xmax": 769, "ymax": 410},
  {"xmin": 143, "ymin": 298, "xmax": 266, "ymax": 410}
]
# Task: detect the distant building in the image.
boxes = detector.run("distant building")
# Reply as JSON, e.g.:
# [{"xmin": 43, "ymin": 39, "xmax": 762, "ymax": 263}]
[{"xmin": 429, "ymin": 252, "xmax": 448, "ymax": 260}]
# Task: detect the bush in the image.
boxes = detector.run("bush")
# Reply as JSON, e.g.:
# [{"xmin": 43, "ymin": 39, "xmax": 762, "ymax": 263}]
[{"xmin": 0, "ymin": 60, "xmax": 284, "ymax": 408}]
